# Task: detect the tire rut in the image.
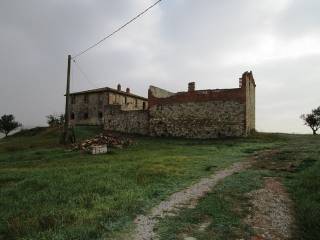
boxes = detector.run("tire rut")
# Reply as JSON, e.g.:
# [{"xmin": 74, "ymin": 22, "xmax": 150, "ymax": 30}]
[{"xmin": 134, "ymin": 161, "xmax": 250, "ymax": 240}]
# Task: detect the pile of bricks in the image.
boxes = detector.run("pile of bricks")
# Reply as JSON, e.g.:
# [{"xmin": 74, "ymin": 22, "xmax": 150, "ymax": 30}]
[{"xmin": 72, "ymin": 133, "xmax": 133, "ymax": 152}]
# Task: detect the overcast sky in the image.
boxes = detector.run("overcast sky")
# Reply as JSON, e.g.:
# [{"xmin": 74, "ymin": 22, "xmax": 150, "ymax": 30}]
[{"xmin": 0, "ymin": 0, "xmax": 319, "ymax": 133}]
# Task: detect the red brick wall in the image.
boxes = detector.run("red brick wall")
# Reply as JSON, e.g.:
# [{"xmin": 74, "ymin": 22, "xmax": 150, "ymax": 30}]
[{"xmin": 148, "ymin": 88, "xmax": 246, "ymax": 108}]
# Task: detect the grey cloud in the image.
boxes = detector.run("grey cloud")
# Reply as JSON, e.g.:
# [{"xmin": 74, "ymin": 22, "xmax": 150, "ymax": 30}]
[{"xmin": 0, "ymin": 0, "xmax": 319, "ymax": 133}]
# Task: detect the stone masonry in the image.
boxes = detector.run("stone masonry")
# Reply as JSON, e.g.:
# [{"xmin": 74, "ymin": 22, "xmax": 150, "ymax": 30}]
[
  {"xmin": 69, "ymin": 84, "xmax": 148, "ymax": 126},
  {"xmin": 148, "ymin": 71, "xmax": 256, "ymax": 138},
  {"xmin": 105, "ymin": 105, "xmax": 149, "ymax": 135},
  {"xmin": 149, "ymin": 100, "xmax": 245, "ymax": 138},
  {"xmin": 69, "ymin": 71, "xmax": 256, "ymax": 139}
]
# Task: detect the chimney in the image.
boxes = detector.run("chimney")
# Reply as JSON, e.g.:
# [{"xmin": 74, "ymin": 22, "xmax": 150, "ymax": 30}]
[
  {"xmin": 117, "ymin": 84, "xmax": 121, "ymax": 91},
  {"xmin": 188, "ymin": 82, "xmax": 195, "ymax": 92},
  {"xmin": 126, "ymin": 88, "xmax": 130, "ymax": 93}
]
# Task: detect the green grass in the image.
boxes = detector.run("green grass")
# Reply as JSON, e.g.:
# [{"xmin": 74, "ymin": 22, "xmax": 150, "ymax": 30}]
[
  {"xmin": 272, "ymin": 135, "xmax": 320, "ymax": 240},
  {"xmin": 0, "ymin": 127, "xmax": 282, "ymax": 240},
  {"xmin": 157, "ymin": 134, "xmax": 320, "ymax": 240},
  {"xmin": 157, "ymin": 170, "xmax": 272, "ymax": 240}
]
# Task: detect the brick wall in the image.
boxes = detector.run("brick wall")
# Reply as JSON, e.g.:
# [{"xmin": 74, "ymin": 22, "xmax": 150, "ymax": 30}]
[{"xmin": 148, "ymin": 88, "xmax": 246, "ymax": 108}]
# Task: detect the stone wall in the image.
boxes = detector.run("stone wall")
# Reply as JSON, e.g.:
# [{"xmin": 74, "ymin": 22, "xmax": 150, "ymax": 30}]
[
  {"xmin": 148, "ymin": 71, "xmax": 255, "ymax": 139},
  {"xmin": 240, "ymin": 71, "xmax": 256, "ymax": 134},
  {"xmin": 70, "ymin": 90, "xmax": 148, "ymax": 126},
  {"xmin": 71, "ymin": 72, "xmax": 255, "ymax": 138},
  {"xmin": 149, "ymin": 86, "xmax": 175, "ymax": 98},
  {"xmin": 149, "ymin": 101, "xmax": 245, "ymax": 138},
  {"xmin": 104, "ymin": 106, "xmax": 149, "ymax": 135},
  {"xmin": 70, "ymin": 92, "xmax": 106, "ymax": 125},
  {"xmin": 108, "ymin": 92, "xmax": 148, "ymax": 111}
]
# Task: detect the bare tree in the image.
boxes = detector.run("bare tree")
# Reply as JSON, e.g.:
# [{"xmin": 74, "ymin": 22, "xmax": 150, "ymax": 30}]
[
  {"xmin": 301, "ymin": 106, "xmax": 320, "ymax": 135},
  {"xmin": 0, "ymin": 114, "xmax": 22, "ymax": 137}
]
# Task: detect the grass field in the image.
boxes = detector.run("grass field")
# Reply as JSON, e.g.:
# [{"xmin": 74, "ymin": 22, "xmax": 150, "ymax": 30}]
[
  {"xmin": 157, "ymin": 170, "xmax": 268, "ymax": 240},
  {"xmin": 157, "ymin": 134, "xmax": 320, "ymax": 240},
  {"xmin": 0, "ymin": 127, "xmax": 319, "ymax": 239}
]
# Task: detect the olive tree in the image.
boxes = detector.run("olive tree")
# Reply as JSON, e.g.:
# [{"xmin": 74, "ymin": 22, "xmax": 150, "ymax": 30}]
[
  {"xmin": 301, "ymin": 106, "xmax": 320, "ymax": 135},
  {"xmin": 0, "ymin": 114, "xmax": 21, "ymax": 137}
]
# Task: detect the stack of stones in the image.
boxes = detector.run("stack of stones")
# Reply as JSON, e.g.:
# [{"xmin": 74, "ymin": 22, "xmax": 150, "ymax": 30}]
[{"xmin": 72, "ymin": 133, "xmax": 133, "ymax": 153}]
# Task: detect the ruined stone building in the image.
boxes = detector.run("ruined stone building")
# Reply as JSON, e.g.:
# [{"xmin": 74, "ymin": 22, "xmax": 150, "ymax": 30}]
[
  {"xmin": 70, "ymin": 71, "xmax": 256, "ymax": 138},
  {"xmin": 69, "ymin": 84, "xmax": 148, "ymax": 125}
]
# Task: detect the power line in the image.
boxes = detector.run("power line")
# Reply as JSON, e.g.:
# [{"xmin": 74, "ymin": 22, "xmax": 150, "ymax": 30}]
[
  {"xmin": 72, "ymin": 0, "xmax": 163, "ymax": 59},
  {"xmin": 72, "ymin": 59, "xmax": 99, "ymax": 88}
]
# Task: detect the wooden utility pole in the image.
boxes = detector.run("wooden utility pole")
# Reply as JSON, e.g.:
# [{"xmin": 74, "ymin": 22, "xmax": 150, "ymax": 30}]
[{"xmin": 62, "ymin": 55, "xmax": 72, "ymax": 144}]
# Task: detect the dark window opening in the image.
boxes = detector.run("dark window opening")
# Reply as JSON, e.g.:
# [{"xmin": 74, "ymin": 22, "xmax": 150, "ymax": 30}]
[
  {"xmin": 70, "ymin": 112, "xmax": 75, "ymax": 120},
  {"xmin": 135, "ymin": 99, "xmax": 138, "ymax": 107},
  {"xmin": 84, "ymin": 95, "xmax": 89, "ymax": 103},
  {"xmin": 98, "ymin": 94, "xmax": 103, "ymax": 105},
  {"xmin": 98, "ymin": 111, "xmax": 103, "ymax": 119},
  {"xmin": 84, "ymin": 112, "xmax": 89, "ymax": 119},
  {"xmin": 125, "ymin": 96, "xmax": 127, "ymax": 104},
  {"xmin": 143, "ymin": 102, "xmax": 146, "ymax": 110}
]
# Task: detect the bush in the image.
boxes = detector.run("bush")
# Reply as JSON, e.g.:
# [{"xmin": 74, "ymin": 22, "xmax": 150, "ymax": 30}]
[{"xmin": 46, "ymin": 114, "xmax": 65, "ymax": 127}]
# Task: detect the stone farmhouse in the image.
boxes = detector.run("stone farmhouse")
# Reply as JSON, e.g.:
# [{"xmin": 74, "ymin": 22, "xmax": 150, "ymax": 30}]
[
  {"xmin": 69, "ymin": 71, "xmax": 256, "ymax": 138},
  {"xmin": 69, "ymin": 84, "xmax": 148, "ymax": 126}
]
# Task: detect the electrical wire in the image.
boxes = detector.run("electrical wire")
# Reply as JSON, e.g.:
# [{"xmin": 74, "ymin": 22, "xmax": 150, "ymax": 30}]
[
  {"xmin": 72, "ymin": 59, "xmax": 99, "ymax": 88},
  {"xmin": 72, "ymin": 0, "xmax": 162, "ymax": 59}
]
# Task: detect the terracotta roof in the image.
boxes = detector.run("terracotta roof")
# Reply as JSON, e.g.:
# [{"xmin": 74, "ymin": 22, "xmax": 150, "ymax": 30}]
[{"xmin": 69, "ymin": 87, "xmax": 148, "ymax": 100}]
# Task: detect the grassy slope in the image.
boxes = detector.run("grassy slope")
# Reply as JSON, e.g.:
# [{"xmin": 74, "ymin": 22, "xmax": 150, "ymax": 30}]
[
  {"xmin": 0, "ymin": 127, "xmax": 280, "ymax": 240},
  {"xmin": 158, "ymin": 134, "xmax": 320, "ymax": 240},
  {"xmin": 283, "ymin": 135, "xmax": 320, "ymax": 240}
]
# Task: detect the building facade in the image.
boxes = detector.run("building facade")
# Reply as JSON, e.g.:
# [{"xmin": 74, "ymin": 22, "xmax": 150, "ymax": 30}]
[
  {"xmin": 69, "ymin": 84, "xmax": 148, "ymax": 126},
  {"xmin": 69, "ymin": 72, "xmax": 256, "ymax": 138},
  {"xmin": 148, "ymin": 71, "xmax": 255, "ymax": 138}
]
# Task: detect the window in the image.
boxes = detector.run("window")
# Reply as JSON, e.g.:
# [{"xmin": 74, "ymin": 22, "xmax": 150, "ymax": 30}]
[
  {"xmin": 143, "ymin": 102, "xmax": 146, "ymax": 110},
  {"xmin": 125, "ymin": 96, "xmax": 127, "ymax": 104},
  {"xmin": 98, "ymin": 94, "xmax": 103, "ymax": 105},
  {"xmin": 84, "ymin": 95, "xmax": 89, "ymax": 103},
  {"xmin": 84, "ymin": 112, "xmax": 89, "ymax": 119},
  {"xmin": 98, "ymin": 111, "xmax": 103, "ymax": 119},
  {"xmin": 71, "ymin": 96, "xmax": 76, "ymax": 104},
  {"xmin": 70, "ymin": 112, "xmax": 75, "ymax": 120},
  {"xmin": 135, "ymin": 99, "xmax": 138, "ymax": 107}
]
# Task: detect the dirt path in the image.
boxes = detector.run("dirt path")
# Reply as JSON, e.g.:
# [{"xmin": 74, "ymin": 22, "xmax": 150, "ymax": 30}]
[
  {"xmin": 246, "ymin": 177, "xmax": 295, "ymax": 240},
  {"xmin": 133, "ymin": 161, "xmax": 250, "ymax": 240}
]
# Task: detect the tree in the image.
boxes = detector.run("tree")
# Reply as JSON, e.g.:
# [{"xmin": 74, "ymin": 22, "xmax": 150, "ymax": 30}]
[
  {"xmin": 301, "ymin": 106, "xmax": 320, "ymax": 135},
  {"xmin": 46, "ymin": 114, "xmax": 65, "ymax": 127},
  {"xmin": 0, "ymin": 114, "xmax": 22, "ymax": 137}
]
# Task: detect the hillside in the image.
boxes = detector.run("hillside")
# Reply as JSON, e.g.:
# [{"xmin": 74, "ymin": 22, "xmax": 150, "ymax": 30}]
[{"xmin": 0, "ymin": 127, "xmax": 319, "ymax": 240}]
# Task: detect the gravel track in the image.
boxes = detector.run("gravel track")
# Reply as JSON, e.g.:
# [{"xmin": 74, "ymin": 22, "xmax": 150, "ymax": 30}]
[
  {"xmin": 133, "ymin": 161, "xmax": 250, "ymax": 240},
  {"xmin": 246, "ymin": 178, "xmax": 295, "ymax": 240}
]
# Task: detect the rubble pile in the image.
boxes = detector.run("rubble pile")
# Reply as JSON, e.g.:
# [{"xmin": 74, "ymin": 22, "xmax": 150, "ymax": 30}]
[{"xmin": 72, "ymin": 133, "xmax": 133, "ymax": 152}]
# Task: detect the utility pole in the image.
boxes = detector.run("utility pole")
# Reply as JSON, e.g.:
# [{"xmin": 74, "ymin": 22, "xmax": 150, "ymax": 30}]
[{"xmin": 62, "ymin": 55, "xmax": 72, "ymax": 144}]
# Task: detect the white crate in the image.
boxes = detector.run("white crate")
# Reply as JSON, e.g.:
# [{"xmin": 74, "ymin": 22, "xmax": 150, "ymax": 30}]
[{"xmin": 91, "ymin": 145, "xmax": 108, "ymax": 155}]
